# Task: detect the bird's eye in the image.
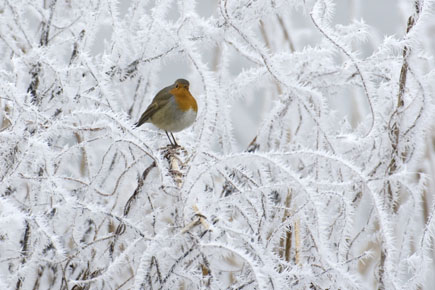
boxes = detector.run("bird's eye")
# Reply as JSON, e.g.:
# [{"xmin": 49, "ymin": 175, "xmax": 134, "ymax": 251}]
[{"xmin": 176, "ymin": 84, "xmax": 179, "ymax": 88}]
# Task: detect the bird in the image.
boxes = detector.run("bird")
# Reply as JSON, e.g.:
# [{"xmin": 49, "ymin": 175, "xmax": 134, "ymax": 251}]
[{"xmin": 135, "ymin": 79, "xmax": 198, "ymax": 147}]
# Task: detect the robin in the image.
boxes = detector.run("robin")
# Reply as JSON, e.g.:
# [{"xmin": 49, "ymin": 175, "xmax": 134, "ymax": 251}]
[{"xmin": 135, "ymin": 79, "xmax": 198, "ymax": 147}]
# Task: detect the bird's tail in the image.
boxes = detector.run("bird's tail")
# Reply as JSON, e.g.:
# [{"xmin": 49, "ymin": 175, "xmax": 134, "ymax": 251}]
[{"xmin": 134, "ymin": 116, "xmax": 148, "ymax": 127}]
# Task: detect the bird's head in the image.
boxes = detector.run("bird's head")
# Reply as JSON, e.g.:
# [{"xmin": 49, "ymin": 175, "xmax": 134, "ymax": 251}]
[
  {"xmin": 169, "ymin": 78, "xmax": 197, "ymax": 112},
  {"xmin": 173, "ymin": 79, "xmax": 190, "ymax": 91},
  {"xmin": 170, "ymin": 79, "xmax": 191, "ymax": 97}
]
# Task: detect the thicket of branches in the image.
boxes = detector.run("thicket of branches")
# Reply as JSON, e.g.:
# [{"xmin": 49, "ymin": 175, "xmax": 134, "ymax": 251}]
[{"xmin": 1, "ymin": 0, "xmax": 435, "ymax": 289}]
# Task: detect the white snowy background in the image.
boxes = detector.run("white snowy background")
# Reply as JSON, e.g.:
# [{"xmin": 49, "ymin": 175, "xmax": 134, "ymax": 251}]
[{"xmin": 1, "ymin": 0, "xmax": 435, "ymax": 289}]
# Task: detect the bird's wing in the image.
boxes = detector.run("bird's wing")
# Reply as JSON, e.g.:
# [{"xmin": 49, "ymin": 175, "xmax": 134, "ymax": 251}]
[
  {"xmin": 135, "ymin": 86, "xmax": 174, "ymax": 127},
  {"xmin": 135, "ymin": 103, "xmax": 159, "ymax": 127}
]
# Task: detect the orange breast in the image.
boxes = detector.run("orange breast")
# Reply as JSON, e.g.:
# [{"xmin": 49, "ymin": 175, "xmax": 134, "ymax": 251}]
[{"xmin": 170, "ymin": 88, "xmax": 198, "ymax": 112}]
